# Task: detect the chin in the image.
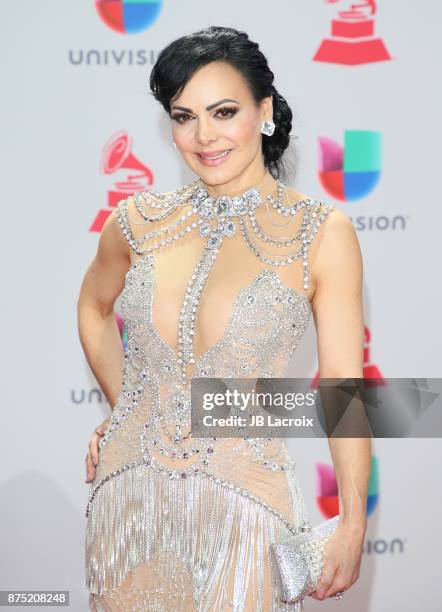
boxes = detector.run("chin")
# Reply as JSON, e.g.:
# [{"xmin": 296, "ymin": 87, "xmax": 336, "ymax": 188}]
[
  {"xmin": 199, "ymin": 172, "xmax": 230, "ymax": 185},
  {"xmin": 196, "ymin": 164, "xmax": 245, "ymax": 185},
  {"xmin": 190, "ymin": 168, "xmax": 228, "ymax": 185}
]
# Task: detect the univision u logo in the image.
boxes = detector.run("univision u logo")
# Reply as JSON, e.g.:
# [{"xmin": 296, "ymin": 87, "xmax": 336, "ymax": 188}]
[
  {"xmin": 318, "ymin": 130, "xmax": 382, "ymax": 201},
  {"xmin": 95, "ymin": 0, "xmax": 163, "ymax": 34}
]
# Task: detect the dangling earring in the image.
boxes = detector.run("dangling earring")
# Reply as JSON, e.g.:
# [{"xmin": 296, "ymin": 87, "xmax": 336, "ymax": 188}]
[
  {"xmin": 172, "ymin": 140, "xmax": 177, "ymax": 149},
  {"xmin": 261, "ymin": 120, "xmax": 275, "ymax": 136}
]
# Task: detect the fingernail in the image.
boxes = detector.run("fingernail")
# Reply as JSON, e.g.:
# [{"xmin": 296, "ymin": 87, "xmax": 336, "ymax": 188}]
[{"xmin": 317, "ymin": 590, "xmax": 326, "ymax": 599}]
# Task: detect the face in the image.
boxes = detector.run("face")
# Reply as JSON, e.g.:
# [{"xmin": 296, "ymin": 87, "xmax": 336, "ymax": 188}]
[{"xmin": 169, "ymin": 61, "xmax": 273, "ymax": 190}]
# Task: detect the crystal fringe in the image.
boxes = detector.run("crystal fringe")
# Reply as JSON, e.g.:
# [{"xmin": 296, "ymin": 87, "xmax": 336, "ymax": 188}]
[{"xmin": 85, "ymin": 463, "xmax": 306, "ymax": 611}]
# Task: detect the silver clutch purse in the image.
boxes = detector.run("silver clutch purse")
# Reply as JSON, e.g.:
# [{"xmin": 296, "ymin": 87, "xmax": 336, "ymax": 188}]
[{"xmin": 270, "ymin": 514, "xmax": 341, "ymax": 604}]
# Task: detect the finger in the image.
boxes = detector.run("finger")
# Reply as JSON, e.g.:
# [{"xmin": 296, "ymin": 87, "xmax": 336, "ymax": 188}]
[
  {"xmin": 325, "ymin": 583, "xmax": 347, "ymax": 600},
  {"xmin": 89, "ymin": 438, "xmax": 100, "ymax": 467},
  {"xmin": 314, "ymin": 565, "xmax": 338, "ymax": 600},
  {"xmin": 96, "ymin": 418, "xmax": 110, "ymax": 435},
  {"xmin": 85, "ymin": 452, "xmax": 96, "ymax": 483},
  {"xmin": 86, "ymin": 452, "xmax": 95, "ymax": 479},
  {"xmin": 323, "ymin": 574, "xmax": 345, "ymax": 599}
]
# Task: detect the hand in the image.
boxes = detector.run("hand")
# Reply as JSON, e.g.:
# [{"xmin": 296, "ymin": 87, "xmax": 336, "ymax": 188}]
[
  {"xmin": 85, "ymin": 416, "xmax": 111, "ymax": 484},
  {"xmin": 308, "ymin": 519, "xmax": 366, "ymax": 601}
]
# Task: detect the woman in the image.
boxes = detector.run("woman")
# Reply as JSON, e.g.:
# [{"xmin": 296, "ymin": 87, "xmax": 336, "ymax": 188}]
[{"xmin": 78, "ymin": 26, "xmax": 370, "ymax": 611}]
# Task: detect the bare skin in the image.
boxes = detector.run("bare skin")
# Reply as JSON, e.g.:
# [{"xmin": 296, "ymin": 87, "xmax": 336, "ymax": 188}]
[{"xmin": 78, "ymin": 59, "xmax": 370, "ymax": 603}]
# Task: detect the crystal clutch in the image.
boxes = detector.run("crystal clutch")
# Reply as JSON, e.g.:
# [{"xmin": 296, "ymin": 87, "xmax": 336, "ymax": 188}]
[{"xmin": 270, "ymin": 514, "xmax": 341, "ymax": 604}]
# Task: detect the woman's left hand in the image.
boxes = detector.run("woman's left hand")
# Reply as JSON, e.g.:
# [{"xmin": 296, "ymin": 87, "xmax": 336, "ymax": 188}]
[{"xmin": 308, "ymin": 519, "xmax": 366, "ymax": 601}]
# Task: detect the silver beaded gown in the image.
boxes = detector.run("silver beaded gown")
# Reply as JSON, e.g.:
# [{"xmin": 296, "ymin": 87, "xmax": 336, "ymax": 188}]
[{"xmin": 84, "ymin": 180, "xmax": 335, "ymax": 611}]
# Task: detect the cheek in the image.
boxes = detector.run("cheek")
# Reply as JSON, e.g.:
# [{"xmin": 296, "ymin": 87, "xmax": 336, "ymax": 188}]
[
  {"xmin": 172, "ymin": 126, "xmax": 193, "ymax": 148},
  {"xmin": 223, "ymin": 117, "xmax": 259, "ymax": 145}
]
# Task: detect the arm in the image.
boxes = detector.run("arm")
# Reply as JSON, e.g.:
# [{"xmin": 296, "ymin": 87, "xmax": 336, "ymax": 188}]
[
  {"xmin": 77, "ymin": 206, "xmax": 132, "ymax": 411},
  {"xmin": 312, "ymin": 207, "xmax": 370, "ymax": 528},
  {"xmin": 309, "ymin": 208, "xmax": 371, "ymax": 600}
]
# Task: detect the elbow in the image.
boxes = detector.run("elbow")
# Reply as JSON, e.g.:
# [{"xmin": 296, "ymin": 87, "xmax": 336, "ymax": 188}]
[
  {"xmin": 318, "ymin": 360, "xmax": 364, "ymax": 380},
  {"xmin": 319, "ymin": 369, "xmax": 364, "ymax": 380}
]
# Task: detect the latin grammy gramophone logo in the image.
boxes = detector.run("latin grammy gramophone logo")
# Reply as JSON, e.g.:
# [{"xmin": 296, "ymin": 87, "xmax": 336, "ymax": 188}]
[
  {"xmin": 89, "ymin": 130, "xmax": 154, "ymax": 233},
  {"xmin": 314, "ymin": 0, "xmax": 392, "ymax": 65}
]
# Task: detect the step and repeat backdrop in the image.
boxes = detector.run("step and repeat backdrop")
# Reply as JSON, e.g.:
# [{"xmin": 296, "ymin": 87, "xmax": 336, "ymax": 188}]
[{"xmin": 2, "ymin": 1, "xmax": 441, "ymax": 610}]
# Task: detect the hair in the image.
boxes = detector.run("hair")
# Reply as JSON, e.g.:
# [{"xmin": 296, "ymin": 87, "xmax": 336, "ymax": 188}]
[{"xmin": 149, "ymin": 26, "xmax": 296, "ymax": 181}]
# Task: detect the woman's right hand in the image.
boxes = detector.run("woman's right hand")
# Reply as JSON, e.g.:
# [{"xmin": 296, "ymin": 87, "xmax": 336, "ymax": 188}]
[{"xmin": 85, "ymin": 416, "xmax": 111, "ymax": 484}]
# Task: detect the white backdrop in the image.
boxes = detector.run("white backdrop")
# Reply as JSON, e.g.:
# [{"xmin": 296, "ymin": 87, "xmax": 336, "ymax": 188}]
[{"xmin": 1, "ymin": 1, "xmax": 441, "ymax": 610}]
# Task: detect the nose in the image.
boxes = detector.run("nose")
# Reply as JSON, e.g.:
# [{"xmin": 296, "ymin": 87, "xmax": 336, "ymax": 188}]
[{"xmin": 194, "ymin": 116, "xmax": 217, "ymax": 146}]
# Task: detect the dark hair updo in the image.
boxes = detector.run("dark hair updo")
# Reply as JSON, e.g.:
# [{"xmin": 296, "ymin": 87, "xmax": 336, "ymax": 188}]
[{"xmin": 149, "ymin": 26, "xmax": 295, "ymax": 181}]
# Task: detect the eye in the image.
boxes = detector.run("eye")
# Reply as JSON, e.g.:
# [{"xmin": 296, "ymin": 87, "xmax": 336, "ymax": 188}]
[
  {"xmin": 215, "ymin": 106, "xmax": 239, "ymax": 119},
  {"xmin": 171, "ymin": 106, "xmax": 239, "ymax": 124},
  {"xmin": 171, "ymin": 112, "xmax": 193, "ymax": 124}
]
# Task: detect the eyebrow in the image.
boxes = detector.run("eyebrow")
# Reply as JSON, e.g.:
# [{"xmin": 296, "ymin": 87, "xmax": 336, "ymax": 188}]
[{"xmin": 171, "ymin": 98, "xmax": 240, "ymax": 112}]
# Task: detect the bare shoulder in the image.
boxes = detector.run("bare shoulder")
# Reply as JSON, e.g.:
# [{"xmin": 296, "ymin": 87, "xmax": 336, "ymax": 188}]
[
  {"xmin": 77, "ymin": 201, "xmax": 133, "ymax": 313},
  {"xmin": 308, "ymin": 202, "xmax": 363, "ymax": 302},
  {"xmin": 114, "ymin": 191, "xmax": 155, "ymax": 247},
  {"xmin": 283, "ymin": 185, "xmax": 354, "ymax": 246},
  {"xmin": 317, "ymin": 204, "xmax": 354, "ymax": 239},
  {"xmin": 312, "ymin": 204, "xmax": 360, "ymax": 265},
  {"xmin": 96, "ymin": 203, "xmax": 132, "ymax": 268}
]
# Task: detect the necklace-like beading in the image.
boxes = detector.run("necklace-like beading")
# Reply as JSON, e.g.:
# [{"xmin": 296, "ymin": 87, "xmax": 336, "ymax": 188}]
[{"xmin": 115, "ymin": 176, "xmax": 333, "ymax": 385}]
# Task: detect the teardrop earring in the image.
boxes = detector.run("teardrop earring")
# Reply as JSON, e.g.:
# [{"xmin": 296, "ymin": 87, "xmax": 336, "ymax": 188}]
[{"xmin": 172, "ymin": 140, "xmax": 177, "ymax": 149}]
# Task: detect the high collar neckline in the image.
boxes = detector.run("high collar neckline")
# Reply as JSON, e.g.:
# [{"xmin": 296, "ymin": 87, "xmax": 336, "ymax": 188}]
[{"xmin": 196, "ymin": 173, "xmax": 277, "ymax": 200}]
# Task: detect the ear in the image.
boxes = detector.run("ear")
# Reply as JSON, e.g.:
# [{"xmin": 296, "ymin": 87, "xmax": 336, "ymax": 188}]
[{"xmin": 259, "ymin": 95, "xmax": 274, "ymax": 121}]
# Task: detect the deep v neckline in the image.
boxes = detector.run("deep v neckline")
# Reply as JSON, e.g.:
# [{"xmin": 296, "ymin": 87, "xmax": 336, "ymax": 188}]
[{"xmin": 125, "ymin": 252, "xmax": 312, "ymax": 379}]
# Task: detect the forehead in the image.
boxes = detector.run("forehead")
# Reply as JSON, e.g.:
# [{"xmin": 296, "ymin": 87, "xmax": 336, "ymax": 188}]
[{"xmin": 172, "ymin": 61, "xmax": 252, "ymax": 106}]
